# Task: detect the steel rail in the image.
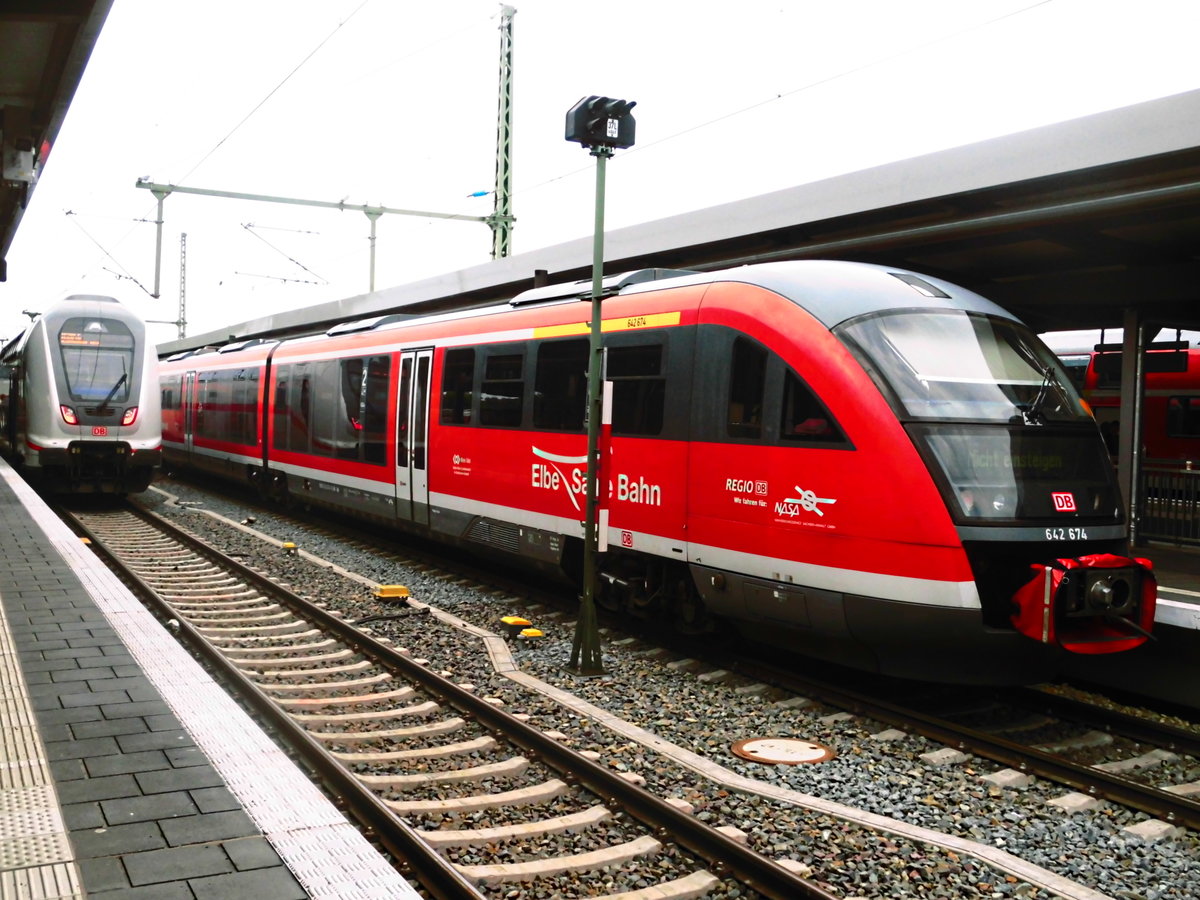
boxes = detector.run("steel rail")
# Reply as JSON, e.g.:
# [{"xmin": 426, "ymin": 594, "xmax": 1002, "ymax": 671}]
[
  {"xmin": 91, "ymin": 502, "xmax": 838, "ymax": 900},
  {"xmin": 752, "ymin": 667, "xmax": 1200, "ymax": 831},
  {"xmin": 63, "ymin": 504, "xmax": 487, "ymax": 900},
  {"xmin": 1016, "ymin": 686, "xmax": 1200, "ymax": 759},
  {"xmin": 205, "ymin": 487, "xmax": 1200, "ymax": 835}
]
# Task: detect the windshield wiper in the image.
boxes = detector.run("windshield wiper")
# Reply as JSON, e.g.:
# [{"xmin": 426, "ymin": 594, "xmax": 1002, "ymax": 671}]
[
  {"xmin": 96, "ymin": 373, "xmax": 128, "ymax": 414},
  {"xmin": 1018, "ymin": 364, "xmax": 1056, "ymax": 425}
]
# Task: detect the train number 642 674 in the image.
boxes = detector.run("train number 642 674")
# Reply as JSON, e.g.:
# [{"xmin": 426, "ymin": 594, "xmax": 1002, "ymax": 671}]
[{"xmin": 1046, "ymin": 527, "xmax": 1089, "ymax": 541}]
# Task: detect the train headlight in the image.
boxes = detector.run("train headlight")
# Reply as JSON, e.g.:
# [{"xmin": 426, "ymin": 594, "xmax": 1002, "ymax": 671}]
[
  {"xmin": 121, "ymin": 407, "xmax": 138, "ymax": 426},
  {"xmin": 60, "ymin": 405, "xmax": 78, "ymax": 425}
]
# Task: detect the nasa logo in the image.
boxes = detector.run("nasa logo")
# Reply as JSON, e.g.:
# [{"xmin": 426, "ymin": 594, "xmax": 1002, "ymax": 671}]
[
  {"xmin": 1051, "ymin": 491, "xmax": 1076, "ymax": 512},
  {"xmin": 776, "ymin": 483, "xmax": 837, "ymax": 518}
]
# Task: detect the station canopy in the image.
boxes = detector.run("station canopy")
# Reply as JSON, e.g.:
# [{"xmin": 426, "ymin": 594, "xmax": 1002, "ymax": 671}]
[{"xmin": 0, "ymin": 1, "xmax": 112, "ymax": 283}]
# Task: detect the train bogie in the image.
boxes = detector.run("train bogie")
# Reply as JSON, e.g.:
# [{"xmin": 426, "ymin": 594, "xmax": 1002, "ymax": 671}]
[
  {"xmin": 159, "ymin": 261, "xmax": 1154, "ymax": 683},
  {"xmin": 1, "ymin": 295, "xmax": 161, "ymax": 493}
]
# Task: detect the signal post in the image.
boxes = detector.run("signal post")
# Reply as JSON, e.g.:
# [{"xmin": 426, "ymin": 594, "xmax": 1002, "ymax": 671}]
[{"xmin": 564, "ymin": 96, "xmax": 636, "ymax": 676}]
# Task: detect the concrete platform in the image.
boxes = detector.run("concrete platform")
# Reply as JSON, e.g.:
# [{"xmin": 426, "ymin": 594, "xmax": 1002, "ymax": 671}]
[
  {"xmin": 0, "ymin": 458, "xmax": 419, "ymax": 899},
  {"xmin": 1142, "ymin": 543, "xmax": 1200, "ymax": 630}
]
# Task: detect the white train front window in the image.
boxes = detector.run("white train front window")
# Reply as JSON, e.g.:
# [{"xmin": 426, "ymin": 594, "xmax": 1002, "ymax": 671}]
[
  {"xmin": 58, "ymin": 317, "xmax": 135, "ymax": 404},
  {"xmin": 839, "ymin": 311, "xmax": 1090, "ymax": 424}
]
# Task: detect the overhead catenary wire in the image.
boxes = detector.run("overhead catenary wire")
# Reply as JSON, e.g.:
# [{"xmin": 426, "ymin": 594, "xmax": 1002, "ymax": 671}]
[
  {"xmin": 240, "ymin": 223, "xmax": 328, "ymax": 284},
  {"xmin": 174, "ymin": 0, "xmax": 372, "ymax": 187},
  {"xmin": 233, "ymin": 271, "xmax": 323, "ymax": 285},
  {"xmin": 55, "ymin": 3, "xmax": 372, "ymax": 302},
  {"xmin": 66, "ymin": 213, "xmax": 153, "ymax": 297},
  {"xmin": 516, "ymin": 0, "xmax": 1055, "ymax": 197}
]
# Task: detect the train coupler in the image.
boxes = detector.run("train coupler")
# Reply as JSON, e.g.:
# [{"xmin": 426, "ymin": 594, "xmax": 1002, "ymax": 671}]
[{"xmin": 1010, "ymin": 553, "xmax": 1156, "ymax": 654}]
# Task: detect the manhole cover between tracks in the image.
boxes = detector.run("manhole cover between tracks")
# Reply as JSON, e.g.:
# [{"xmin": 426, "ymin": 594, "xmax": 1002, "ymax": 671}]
[{"xmin": 731, "ymin": 737, "xmax": 835, "ymax": 765}]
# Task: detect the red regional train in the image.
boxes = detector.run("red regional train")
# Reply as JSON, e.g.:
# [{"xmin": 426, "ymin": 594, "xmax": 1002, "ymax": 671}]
[
  {"xmin": 159, "ymin": 261, "xmax": 1155, "ymax": 683},
  {"xmin": 1066, "ymin": 330, "xmax": 1200, "ymax": 465}
]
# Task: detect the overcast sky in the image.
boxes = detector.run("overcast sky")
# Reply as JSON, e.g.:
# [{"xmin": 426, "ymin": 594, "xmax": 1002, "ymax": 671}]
[{"xmin": 3, "ymin": 0, "xmax": 1198, "ymax": 343}]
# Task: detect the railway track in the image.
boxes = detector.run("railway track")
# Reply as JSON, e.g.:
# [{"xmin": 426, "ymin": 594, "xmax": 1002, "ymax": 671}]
[
  {"xmin": 732, "ymin": 663, "xmax": 1200, "ymax": 833},
  {"xmin": 136, "ymin": 480, "xmax": 1200, "ymax": 834},
  {"xmin": 63, "ymin": 501, "xmax": 832, "ymax": 900}
]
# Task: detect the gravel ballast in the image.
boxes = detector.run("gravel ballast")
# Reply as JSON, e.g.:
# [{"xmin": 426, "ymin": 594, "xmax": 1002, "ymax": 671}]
[{"xmin": 138, "ymin": 480, "xmax": 1200, "ymax": 900}]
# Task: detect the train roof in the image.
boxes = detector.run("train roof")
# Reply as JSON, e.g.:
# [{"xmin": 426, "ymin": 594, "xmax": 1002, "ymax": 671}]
[
  {"xmin": 161, "ymin": 260, "xmax": 1018, "ymax": 360},
  {"xmin": 33, "ymin": 294, "xmax": 125, "ymax": 314},
  {"xmin": 4, "ymin": 295, "xmax": 147, "ymax": 358},
  {"xmin": 443, "ymin": 260, "xmax": 1018, "ymax": 332},
  {"xmin": 633, "ymin": 261, "xmax": 1016, "ymax": 329}
]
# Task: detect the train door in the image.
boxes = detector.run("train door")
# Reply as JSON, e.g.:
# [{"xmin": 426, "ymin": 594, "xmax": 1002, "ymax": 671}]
[
  {"xmin": 183, "ymin": 370, "xmax": 197, "ymax": 460},
  {"xmin": 395, "ymin": 348, "xmax": 432, "ymax": 525}
]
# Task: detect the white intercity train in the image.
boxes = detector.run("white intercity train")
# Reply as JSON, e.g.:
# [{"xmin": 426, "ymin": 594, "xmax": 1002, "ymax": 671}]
[{"xmin": 0, "ymin": 295, "xmax": 161, "ymax": 492}]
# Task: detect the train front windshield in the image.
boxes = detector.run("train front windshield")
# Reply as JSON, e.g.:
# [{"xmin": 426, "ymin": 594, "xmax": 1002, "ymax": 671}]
[
  {"xmin": 58, "ymin": 317, "xmax": 134, "ymax": 403},
  {"xmin": 839, "ymin": 310, "xmax": 1121, "ymax": 523}
]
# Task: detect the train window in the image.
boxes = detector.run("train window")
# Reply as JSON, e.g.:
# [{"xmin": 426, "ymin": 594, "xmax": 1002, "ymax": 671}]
[
  {"xmin": 159, "ymin": 376, "xmax": 177, "ymax": 412},
  {"xmin": 728, "ymin": 338, "xmax": 766, "ymax": 438},
  {"xmin": 321, "ymin": 355, "xmax": 391, "ymax": 464},
  {"xmin": 213, "ymin": 370, "xmax": 239, "ymax": 442},
  {"xmin": 1056, "ymin": 353, "xmax": 1090, "ymax": 390},
  {"xmin": 289, "ymin": 365, "xmax": 314, "ymax": 454},
  {"xmin": 194, "ymin": 371, "xmax": 213, "ymax": 437},
  {"xmin": 337, "ymin": 358, "xmax": 366, "ymax": 460},
  {"xmin": 1167, "ymin": 397, "xmax": 1200, "ymax": 437},
  {"xmin": 363, "ymin": 356, "xmax": 390, "ymax": 465},
  {"xmin": 441, "ymin": 348, "xmax": 475, "ymax": 425},
  {"xmin": 413, "ymin": 355, "xmax": 430, "ymax": 468},
  {"xmin": 839, "ymin": 311, "xmax": 1091, "ymax": 424},
  {"xmin": 780, "ymin": 369, "xmax": 844, "ymax": 443},
  {"xmin": 57, "ymin": 317, "xmax": 134, "ymax": 404},
  {"xmin": 273, "ymin": 367, "xmax": 290, "ymax": 451},
  {"xmin": 231, "ymin": 369, "xmax": 258, "ymax": 446},
  {"xmin": 609, "ymin": 343, "xmax": 665, "ymax": 436},
  {"xmin": 480, "ymin": 350, "xmax": 524, "ymax": 427},
  {"xmin": 534, "ymin": 339, "xmax": 587, "ymax": 432},
  {"xmin": 398, "ymin": 357, "xmax": 412, "ymax": 466},
  {"xmin": 309, "ymin": 360, "xmax": 339, "ymax": 458}
]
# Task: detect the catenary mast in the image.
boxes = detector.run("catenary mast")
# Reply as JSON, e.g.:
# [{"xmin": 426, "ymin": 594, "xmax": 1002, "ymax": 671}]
[{"xmin": 489, "ymin": 6, "xmax": 516, "ymax": 259}]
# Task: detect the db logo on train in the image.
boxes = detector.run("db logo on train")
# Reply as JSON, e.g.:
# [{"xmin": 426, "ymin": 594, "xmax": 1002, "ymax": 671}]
[
  {"xmin": 92, "ymin": 426, "xmax": 108, "ymax": 437},
  {"xmin": 1051, "ymin": 491, "xmax": 1076, "ymax": 512}
]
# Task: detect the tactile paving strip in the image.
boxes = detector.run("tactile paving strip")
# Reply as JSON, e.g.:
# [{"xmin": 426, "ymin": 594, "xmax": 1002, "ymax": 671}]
[
  {"xmin": 0, "ymin": 593, "xmax": 81, "ymax": 896},
  {"xmin": 274, "ymin": 825, "xmax": 422, "ymax": 900},
  {"xmin": 1, "ymin": 464, "xmax": 421, "ymax": 899},
  {"xmin": 0, "ymin": 787, "xmax": 73, "ymax": 870},
  {"xmin": 0, "ymin": 862, "xmax": 82, "ymax": 900},
  {"xmin": 0, "ymin": 639, "xmax": 49, "ymax": 793}
]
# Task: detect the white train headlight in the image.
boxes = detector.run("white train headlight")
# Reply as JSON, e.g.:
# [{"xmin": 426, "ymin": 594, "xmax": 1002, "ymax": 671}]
[
  {"xmin": 121, "ymin": 407, "xmax": 138, "ymax": 426},
  {"xmin": 60, "ymin": 405, "xmax": 78, "ymax": 425}
]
